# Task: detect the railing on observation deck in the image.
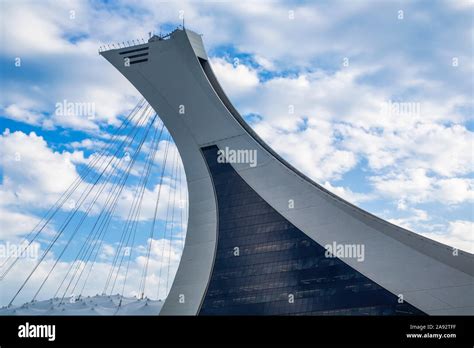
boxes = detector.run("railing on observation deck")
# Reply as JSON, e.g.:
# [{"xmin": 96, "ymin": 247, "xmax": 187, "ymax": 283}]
[{"xmin": 98, "ymin": 28, "xmax": 181, "ymax": 53}]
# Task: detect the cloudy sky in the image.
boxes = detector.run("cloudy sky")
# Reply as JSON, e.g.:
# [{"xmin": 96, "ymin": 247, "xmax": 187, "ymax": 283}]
[{"xmin": 0, "ymin": 0, "xmax": 473, "ymax": 305}]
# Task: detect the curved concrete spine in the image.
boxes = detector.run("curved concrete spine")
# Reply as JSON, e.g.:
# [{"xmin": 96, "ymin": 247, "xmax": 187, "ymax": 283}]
[{"xmin": 101, "ymin": 29, "xmax": 474, "ymax": 315}]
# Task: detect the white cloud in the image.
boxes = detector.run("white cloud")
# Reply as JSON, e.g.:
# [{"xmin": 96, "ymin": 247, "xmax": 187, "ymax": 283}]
[
  {"xmin": 253, "ymin": 119, "xmax": 357, "ymax": 181},
  {"xmin": 70, "ymin": 138, "xmax": 108, "ymax": 150},
  {"xmin": 3, "ymin": 105, "xmax": 44, "ymax": 126},
  {"xmin": 209, "ymin": 58, "xmax": 259, "ymax": 96},
  {"xmin": 447, "ymin": 0, "xmax": 474, "ymax": 10},
  {"xmin": 1, "ymin": 2, "xmax": 73, "ymax": 55},
  {"xmin": 0, "ymin": 130, "xmax": 90, "ymax": 243},
  {"xmin": 322, "ymin": 181, "xmax": 374, "ymax": 204},
  {"xmin": 388, "ymin": 208, "xmax": 430, "ymax": 231},
  {"xmin": 0, "ymin": 0, "xmax": 142, "ymax": 132},
  {"xmin": 254, "ymin": 55, "xmax": 275, "ymax": 70},
  {"xmin": 99, "ymin": 244, "xmax": 115, "ymax": 260},
  {"xmin": 421, "ymin": 220, "xmax": 474, "ymax": 253},
  {"xmin": 435, "ymin": 178, "xmax": 474, "ymax": 205},
  {"xmin": 0, "ymin": 130, "xmax": 84, "ymax": 210},
  {"xmin": 338, "ymin": 122, "xmax": 473, "ymax": 177},
  {"xmin": 0, "ymin": 208, "xmax": 41, "ymax": 240},
  {"xmin": 371, "ymin": 168, "xmax": 473, "ymax": 205}
]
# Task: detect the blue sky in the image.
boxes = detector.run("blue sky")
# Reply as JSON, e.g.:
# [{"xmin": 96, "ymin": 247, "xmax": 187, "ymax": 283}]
[{"xmin": 0, "ymin": 0, "xmax": 473, "ymax": 305}]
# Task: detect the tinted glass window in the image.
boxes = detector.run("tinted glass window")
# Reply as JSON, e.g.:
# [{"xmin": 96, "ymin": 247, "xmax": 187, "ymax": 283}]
[{"xmin": 199, "ymin": 145, "xmax": 425, "ymax": 316}]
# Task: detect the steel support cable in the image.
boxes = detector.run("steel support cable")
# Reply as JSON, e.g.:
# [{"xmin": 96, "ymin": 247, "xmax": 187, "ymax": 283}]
[
  {"xmin": 109, "ymin": 163, "xmax": 152, "ymax": 295},
  {"xmin": 165, "ymin": 152, "xmax": 180, "ymax": 295},
  {"xmin": 7, "ymin": 106, "xmax": 154, "ymax": 306},
  {"xmin": 61, "ymin": 117, "xmax": 164, "ymax": 305},
  {"xmin": 115, "ymin": 183, "xmax": 146, "ymax": 310},
  {"xmin": 32, "ymin": 158, "xmax": 127, "ymax": 302},
  {"xmin": 115, "ymin": 203, "xmax": 140, "ymax": 313},
  {"xmin": 75, "ymin": 177, "xmax": 127, "ymax": 297},
  {"xmin": 35, "ymin": 103, "xmax": 152, "ymax": 271},
  {"xmin": 73, "ymin": 143, "xmax": 151, "ymax": 299},
  {"xmin": 32, "ymin": 115, "xmax": 158, "ymax": 302},
  {"xmin": 114, "ymin": 222, "xmax": 138, "ymax": 314},
  {"xmin": 53, "ymin": 114, "xmax": 162, "ymax": 300},
  {"xmin": 0, "ymin": 101, "xmax": 149, "ymax": 280},
  {"xmin": 0, "ymin": 99, "xmax": 147, "ymax": 275},
  {"xmin": 1, "ymin": 98, "xmax": 146, "ymax": 259},
  {"xmin": 138, "ymin": 135, "xmax": 171, "ymax": 299},
  {"xmin": 97, "ymin": 109, "xmax": 157, "ymax": 295},
  {"xmin": 156, "ymin": 148, "xmax": 178, "ymax": 300},
  {"xmin": 156, "ymin": 149, "xmax": 176, "ymax": 299},
  {"xmin": 10, "ymin": 105, "xmax": 153, "ymax": 305},
  {"xmin": 70, "ymin": 183, "xmax": 132, "ymax": 299},
  {"xmin": 102, "ymin": 112, "xmax": 160, "ymax": 293},
  {"xmin": 53, "ymin": 151, "xmax": 137, "ymax": 300},
  {"xmin": 59, "ymin": 117, "xmax": 165, "ymax": 301},
  {"xmin": 110, "ymin": 120, "xmax": 165, "ymax": 299},
  {"xmin": 103, "ymin": 184, "xmax": 143, "ymax": 295},
  {"xmin": 70, "ymin": 116, "xmax": 160, "ymax": 300},
  {"xmin": 70, "ymin": 113, "xmax": 163, "ymax": 299}
]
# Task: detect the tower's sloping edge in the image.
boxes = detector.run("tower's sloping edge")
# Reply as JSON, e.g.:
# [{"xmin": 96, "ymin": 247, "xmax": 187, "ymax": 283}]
[{"xmin": 199, "ymin": 48, "xmax": 473, "ymax": 276}]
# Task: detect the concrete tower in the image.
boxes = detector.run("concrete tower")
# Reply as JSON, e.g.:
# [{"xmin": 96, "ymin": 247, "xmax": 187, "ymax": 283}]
[{"xmin": 100, "ymin": 29, "xmax": 473, "ymax": 315}]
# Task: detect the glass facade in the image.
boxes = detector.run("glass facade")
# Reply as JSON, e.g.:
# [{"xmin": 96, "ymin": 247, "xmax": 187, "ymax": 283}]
[{"xmin": 199, "ymin": 145, "xmax": 425, "ymax": 315}]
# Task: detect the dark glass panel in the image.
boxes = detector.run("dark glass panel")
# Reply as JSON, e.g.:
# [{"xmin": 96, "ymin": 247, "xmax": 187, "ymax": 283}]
[{"xmin": 199, "ymin": 145, "xmax": 425, "ymax": 316}]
